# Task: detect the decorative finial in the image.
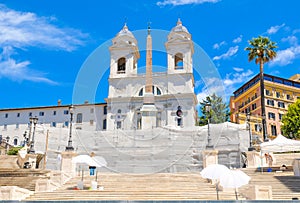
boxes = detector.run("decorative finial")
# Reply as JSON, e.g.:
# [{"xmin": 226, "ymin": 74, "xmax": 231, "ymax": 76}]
[
  {"xmin": 124, "ymin": 16, "xmax": 128, "ymax": 26},
  {"xmin": 177, "ymin": 18, "xmax": 182, "ymax": 25},
  {"xmin": 147, "ymin": 21, "xmax": 151, "ymax": 35}
]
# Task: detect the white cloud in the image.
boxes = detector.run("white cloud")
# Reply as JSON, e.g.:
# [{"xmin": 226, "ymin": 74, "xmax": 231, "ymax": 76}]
[
  {"xmin": 233, "ymin": 35, "xmax": 242, "ymax": 43},
  {"xmin": 157, "ymin": 0, "xmax": 220, "ymax": 6},
  {"xmin": 196, "ymin": 68, "xmax": 254, "ymax": 103},
  {"xmin": 281, "ymin": 35, "xmax": 298, "ymax": 46},
  {"xmin": 269, "ymin": 46, "xmax": 300, "ymax": 66},
  {"xmin": 267, "ymin": 23, "xmax": 285, "ymax": 35},
  {"xmin": 213, "ymin": 41, "xmax": 226, "ymax": 49},
  {"xmin": 0, "ymin": 4, "xmax": 88, "ymax": 83},
  {"xmin": 0, "ymin": 4, "xmax": 87, "ymax": 51},
  {"xmin": 233, "ymin": 67, "xmax": 243, "ymax": 72},
  {"xmin": 223, "ymin": 69, "xmax": 253, "ymax": 86},
  {"xmin": 0, "ymin": 46, "xmax": 57, "ymax": 84},
  {"xmin": 213, "ymin": 46, "xmax": 239, "ymax": 60}
]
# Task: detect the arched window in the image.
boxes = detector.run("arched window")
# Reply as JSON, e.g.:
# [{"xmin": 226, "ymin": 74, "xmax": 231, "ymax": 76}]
[
  {"xmin": 117, "ymin": 57, "xmax": 126, "ymax": 74},
  {"xmin": 76, "ymin": 113, "xmax": 83, "ymax": 123},
  {"xmin": 139, "ymin": 88, "xmax": 143, "ymax": 96},
  {"xmin": 14, "ymin": 138, "xmax": 18, "ymax": 146},
  {"xmin": 175, "ymin": 53, "xmax": 183, "ymax": 69},
  {"xmin": 157, "ymin": 87, "xmax": 161, "ymax": 95},
  {"xmin": 117, "ymin": 109, "xmax": 122, "ymax": 114}
]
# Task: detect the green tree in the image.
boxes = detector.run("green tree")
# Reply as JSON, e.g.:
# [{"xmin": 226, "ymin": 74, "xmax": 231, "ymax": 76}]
[
  {"xmin": 245, "ymin": 36, "xmax": 277, "ymax": 141},
  {"xmin": 198, "ymin": 93, "xmax": 229, "ymax": 126},
  {"xmin": 281, "ymin": 99, "xmax": 300, "ymax": 139}
]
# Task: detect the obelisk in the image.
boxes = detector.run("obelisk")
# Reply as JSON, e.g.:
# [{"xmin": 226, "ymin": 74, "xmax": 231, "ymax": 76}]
[{"xmin": 140, "ymin": 23, "xmax": 157, "ymax": 130}]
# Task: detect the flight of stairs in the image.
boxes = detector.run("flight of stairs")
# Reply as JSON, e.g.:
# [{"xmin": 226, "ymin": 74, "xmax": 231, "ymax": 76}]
[
  {"xmin": 240, "ymin": 168, "xmax": 300, "ymax": 200},
  {"xmin": 0, "ymin": 169, "xmax": 50, "ymax": 191},
  {"xmin": 26, "ymin": 172, "xmax": 244, "ymax": 201}
]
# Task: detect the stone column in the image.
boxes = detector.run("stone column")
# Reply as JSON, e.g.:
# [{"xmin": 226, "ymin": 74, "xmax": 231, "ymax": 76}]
[
  {"xmin": 60, "ymin": 151, "xmax": 77, "ymax": 177},
  {"xmin": 202, "ymin": 150, "xmax": 218, "ymax": 168}
]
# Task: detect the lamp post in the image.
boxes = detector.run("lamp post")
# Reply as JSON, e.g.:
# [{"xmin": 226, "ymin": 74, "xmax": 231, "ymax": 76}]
[
  {"xmin": 29, "ymin": 117, "xmax": 38, "ymax": 154},
  {"xmin": 23, "ymin": 131, "xmax": 27, "ymax": 146},
  {"xmin": 205, "ymin": 103, "xmax": 213, "ymax": 148},
  {"xmin": 28, "ymin": 118, "xmax": 33, "ymax": 147},
  {"xmin": 246, "ymin": 112, "xmax": 255, "ymax": 151},
  {"xmin": 66, "ymin": 105, "xmax": 74, "ymax": 151}
]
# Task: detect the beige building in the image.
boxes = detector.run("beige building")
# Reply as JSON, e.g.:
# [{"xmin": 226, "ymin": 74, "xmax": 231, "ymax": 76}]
[{"xmin": 230, "ymin": 73, "xmax": 300, "ymax": 140}]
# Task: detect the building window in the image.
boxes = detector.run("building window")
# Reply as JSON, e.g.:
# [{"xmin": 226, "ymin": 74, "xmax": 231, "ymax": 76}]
[
  {"xmin": 251, "ymin": 103, "xmax": 257, "ymax": 110},
  {"xmin": 104, "ymin": 106, "xmax": 107, "ymax": 115},
  {"xmin": 174, "ymin": 53, "xmax": 183, "ymax": 69},
  {"xmin": 51, "ymin": 122, "xmax": 56, "ymax": 127},
  {"xmin": 117, "ymin": 57, "xmax": 126, "ymax": 74},
  {"xmin": 278, "ymin": 102, "xmax": 285, "ymax": 108},
  {"xmin": 64, "ymin": 121, "xmax": 69, "ymax": 127},
  {"xmin": 245, "ymin": 107, "xmax": 251, "ymax": 114},
  {"xmin": 276, "ymin": 92, "xmax": 280, "ymax": 98},
  {"xmin": 255, "ymin": 124, "xmax": 262, "ymax": 132},
  {"xmin": 90, "ymin": 120, "xmax": 94, "ymax": 125},
  {"xmin": 53, "ymin": 111, "xmax": 56, "ymax": 116},
  {"xmin": 5, "ymin": 113, "xmax": 8, "ymax": 118},
  {"xmin": 29, "ymin": 112, "xmax": 32, "ymax": 117},
  {"xmin": 117, "ymin": 109, "xmax": 121, "ymax": 114},
  {"xmin": 265, "ymin": 89, "xmax": 271, "ymax": 96},
  {"xmin": 139, "ymin": 88, "xmax": 143, "ymax": 96},
  {"xmin": 14, "ymin": 138, "xmax": 18, "ymax": 146},
  {"xmin": 103, "ymin": 119, "xmax": 107, "ymax": 130},
  {"xmin": 287, "ymin": 94, "xmax": 292, "ymax": 100},
  {"xmin": 157, "ymin": 87, "xmax": 162, "ymax": 96},
  {"xmin": 17, "ymin": 113, "xmax": 20, "ymax": 117},
  {"xmin": 64, "ymin": 110, "xmax": 69, "ymax": 115},
  {"xmin": 39, "ymin": 112, "xmax": 44, "ymax": 116},
  {"xmin": 268, "ymin": 112, "xmax": 276, "ymax": 120},
  {"xmin": 116, "ymin": 121, "xmax": 122, "ymax": 129},
  {"xmin": 16, "ymin": 124, "xmax": 19, "ymax": 129},
  {"xmin": 271, "ymin": 125, "xmax": 277, "ymax": 136},
  {"xmin": 90, "ymin": 108, "xmax": 94, "ymax": 114},
  {"xmin": 279, "ymin": 113, "xmax": 283, "ymax": 121},
  {"xmin": 76, "ymin": 113, "xmax": 83, "ymax": 123},
  {"xmin": 267, "ymin": 99, "xmax": 274, "ymax": 106}
]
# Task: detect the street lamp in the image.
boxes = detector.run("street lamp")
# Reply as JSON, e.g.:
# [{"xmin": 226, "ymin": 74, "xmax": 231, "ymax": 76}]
[
  {"xmin": 66, "ymin": 105, "xmax": 74, "ymax": 151},
  {"xmin": 28, "ymin": 118, "xmax": 33, "ymax": 147},
  {"xmin": 29, "ymin": 117, "xmax": 38, "ymax": 154},
  {"xmin": 205, "ymin": 103, "xmax": 213, "ymax": 148},
  {"xmin": 246, "ymin": 112, "xmax": 255, "ymax": 151},
  {"xmin": 23, "ymin": 131, "xmax": 28, "ymax": 146}
]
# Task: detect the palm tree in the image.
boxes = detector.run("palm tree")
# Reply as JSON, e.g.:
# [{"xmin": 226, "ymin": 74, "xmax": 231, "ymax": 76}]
[{"xmin": 245, "ymin": 36, "xmax": 277, "ymax": 141}]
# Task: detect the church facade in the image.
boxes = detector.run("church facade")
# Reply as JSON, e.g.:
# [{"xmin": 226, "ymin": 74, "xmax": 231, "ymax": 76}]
[
  {"xmin": 107, "ymin": 19, "xmax": 197, "ymax": 130},
  {"xmin": 0, "ymin": 20, "xmax": 197, "ymax": 147}
]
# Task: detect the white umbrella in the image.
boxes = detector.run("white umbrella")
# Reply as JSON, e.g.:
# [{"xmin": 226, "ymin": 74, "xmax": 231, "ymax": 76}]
[
  {"xmin": 200, "ymin": 164, "xmax": 230, "ymax": 200},
  {"xmin": 220, "ymin": 169, "xmax": 251, "ymax": 200}
]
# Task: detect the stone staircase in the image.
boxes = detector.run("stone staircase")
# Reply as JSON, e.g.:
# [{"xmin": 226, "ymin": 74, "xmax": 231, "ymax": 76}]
[
  {"xmin": 44, "ymin": 127, "xmax": 208, "ymax": 173},
  {"xmin": 240, "ymin": 168, "xmax": 300, "ymax": 200},
  {"xmin": 0, "ymin": 169, "xmax": 51, "ymax": 191},
  {"xmin": 26, "ymin": 172, "xmax": 243, "ymax": 200}
]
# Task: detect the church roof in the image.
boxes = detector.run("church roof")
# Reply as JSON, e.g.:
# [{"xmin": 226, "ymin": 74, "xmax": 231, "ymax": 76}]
[
  {"xmin": 171, "ymin": 18, "xmax": 189, "ymax": 33},
  {"xmin": 117, "ymin": 24, "xmax": 135, "ymax": 38}
]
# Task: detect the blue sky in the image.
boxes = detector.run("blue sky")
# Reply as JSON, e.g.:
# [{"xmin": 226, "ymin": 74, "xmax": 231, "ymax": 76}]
[{"xmin": 1, "ymin": 0, "xmax": 300, "ymax": 109}]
